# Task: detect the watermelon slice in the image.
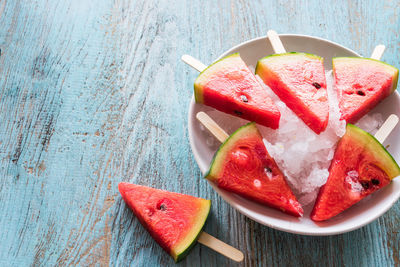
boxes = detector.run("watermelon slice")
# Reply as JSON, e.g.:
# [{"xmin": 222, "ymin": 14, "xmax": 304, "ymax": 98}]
[
  {"xmin": 256, "ymin": 52, "xmax": 329, "ymax": 134},
  {"xmin": 205, "ymin": 122, "xmax": 303, "ymax": 217},
  {"xmin": 311, "ymin": 124, "xmax": 400, "ymax": 222},
  {"xmin": 194, "ymin": 53, "xmax": 281, "ymax": 129},
  {"xmin": 333, "ymin": 57, "xmax": 399, "ymax": 123},
  {"xmin": 118, "ymin": 183, "xmax": 211, "ymax": 262}
]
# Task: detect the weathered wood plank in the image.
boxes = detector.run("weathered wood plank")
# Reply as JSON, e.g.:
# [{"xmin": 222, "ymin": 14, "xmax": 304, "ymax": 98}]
[{"xmin": 0, "ymin": 0, "xmax": 399, "ymax": 266}]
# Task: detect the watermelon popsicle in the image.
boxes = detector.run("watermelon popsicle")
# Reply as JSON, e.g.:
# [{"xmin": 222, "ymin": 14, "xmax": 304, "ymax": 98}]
[
  {"xmin": 311, "ymin": 114, "xmax": 400, "ymax": 221},
  {"xmin": 118, "ymin": 183, "xmax": 244, "ymax": 262},
  {"xmin": 195, "ymin": 111, "xmax": 303, "ymax": 217},
  {"xmin": 181, "ymin": 54, "xmax": 281, "ymax": 129},
  {"xmin": 255, "ymin": 30, "xmax": 329, "ymax": 134},
  {"xmin": 332, "ymin": 45, "xmax": 399, "ymax": 124}
]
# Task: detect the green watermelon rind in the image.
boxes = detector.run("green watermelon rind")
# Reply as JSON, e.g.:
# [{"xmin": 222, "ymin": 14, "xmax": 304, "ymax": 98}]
[
  {"xmin": 174, "ymin": 199, "xmax": 211, "ymax": 262},
  {"xmin": 255, "ymin": 52, "xmax": 323, "ymax": 74},
  {"xmin": 194, "ymin": 53, "xmax": 240, "ymax": 103},
  {"xmin": 332, "ymin": 57, "xmax": 399, "ymax": 93},
  {"xmin": 347, "ymin": 123, "xmax": 400, "ymax": 179},
  {"xmin": 205, "ymin": 122, "xmax": 258, "ymax": 179}
]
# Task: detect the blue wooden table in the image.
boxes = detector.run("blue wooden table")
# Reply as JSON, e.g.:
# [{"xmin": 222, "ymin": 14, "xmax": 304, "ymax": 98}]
[{"xmin": 1, "ymin": 1, "xmax": 399, "ymax": 266}]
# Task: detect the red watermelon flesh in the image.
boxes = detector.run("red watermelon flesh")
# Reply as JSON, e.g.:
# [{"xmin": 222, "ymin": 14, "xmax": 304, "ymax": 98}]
[
  {"xmin": 194, "ymin": 53, "xmax": 281, "ymax": 129},
  {"xmin": 333, "ymin": 57, "xmax": 399, "ymax": 123},
  {"xmin": 205, "ymin": 122, "xmax": 303, "ymax": 217},
  {"xmin": 311, "ymin": 124, "xmax": 400, "ymax": 222},
  {"xmin": 118, "ymin": 183, "xmax": 211, "ymax": 262},
  {"xmin": 256, "ymin": 52, "xmax": 329, "ymax": 134}
]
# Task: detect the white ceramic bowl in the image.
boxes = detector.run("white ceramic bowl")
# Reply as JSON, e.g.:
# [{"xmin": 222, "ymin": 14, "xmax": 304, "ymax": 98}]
[{"xmin": 188, "ymin": 34, "xmax": 400, "ymax": 236}]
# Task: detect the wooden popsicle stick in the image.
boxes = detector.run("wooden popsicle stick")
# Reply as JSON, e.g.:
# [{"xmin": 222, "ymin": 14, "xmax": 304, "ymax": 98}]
[
  {"xmin": 370, "ymin": 44, "xmax": 385, "ymax": 60},
  {"xmin": 182, "ymin": 54, "xmax": 207, "ymax": 72},
  {"xmin": 374, "ymin": 114, "xmax": 399, "ymax": 143},
  {"xmin": 196, "ymin": 112, "xmax": 229, "ymax": 143},
  {"xmin": 267, "ymin": 30, "xmax": 286, "ymax": 54},
  {"xmin": 198, "ymin": 232, "xmax": 244, "ymax": 262}
]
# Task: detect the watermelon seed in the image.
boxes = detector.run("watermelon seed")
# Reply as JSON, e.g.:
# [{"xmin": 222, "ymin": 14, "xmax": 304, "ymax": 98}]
[
  {"xmin": 357, "ymin": 90, "xmax": 365, "ymax": 96},
  {"xmin": 371, "ymin": 179, "xmax": 380, "ymax": 185},
  {"xmin": 159, "ymin": 204, "xmax": 166, "ymax": 211},
  {"xmin": 312, "ymin": 82, "xmax": 321, "ymax": 89},
  {"xmin": 240, "ymin": 95, "xmax": 248, "ymax": 102},
  {"xmin": 234, "ymin": 110, "xmax": 243, "ymax": 116},
  {"xmin": 264, "ymin": 167, "xmax": 273, "ymax": 179},
  {"xmin": 361, "ymin": 181, "xmax": 370, "ymax": 189}
]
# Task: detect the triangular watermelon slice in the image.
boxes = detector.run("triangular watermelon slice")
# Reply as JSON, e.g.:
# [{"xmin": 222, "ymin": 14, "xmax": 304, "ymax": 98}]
[
  {"xmin": 194, "ymin": 53, "xmax": 281, "ymax": 129},
  {"xmin": 118, "ymin": 183, "xmax": 211, "ymax": 262},
  {"xmin": 256, "ymin": 52, "xmax": 329, "ymax": 134},
  {"xmin": 311, "ymin": 124, "xmax": 400, "ymax": 222},
  {"xmin": 205, "ymin": 122, "xmax": 303, "ymax": 217},
  {"xmin": 333, "ymin": 57, "xmax": 399, "ymax": 123}
]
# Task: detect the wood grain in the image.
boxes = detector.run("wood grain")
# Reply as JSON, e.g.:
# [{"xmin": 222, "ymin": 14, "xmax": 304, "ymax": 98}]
[{"xmin": 0, "ymin": 0, "xmax": 399, "ymax": 266}]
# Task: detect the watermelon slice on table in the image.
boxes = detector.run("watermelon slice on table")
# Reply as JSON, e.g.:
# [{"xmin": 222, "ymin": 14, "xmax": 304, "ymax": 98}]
[
  {"xmin": 311, "ymin": 124, "xmax": 400, "ymax": 222},
  {"xmin": 256, "ymin": 52, "xmax": 329, "ymax": 134},
  {"xmin": 333, "ymin": 57, "xmax": 399, "ymax": 123},
  {"xmin": 194, "ymin": 53, "xmax": 281, "ymax": 129},
  {"xmin": 205, "ymin": 122, "xmax": 303, "ymax": 217},
  {"xmin": 118, "ymin": 183, "xmax": 211, "ymax": 262}
]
